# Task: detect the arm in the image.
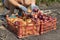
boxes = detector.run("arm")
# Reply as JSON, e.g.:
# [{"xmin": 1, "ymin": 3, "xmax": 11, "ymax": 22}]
[
  {"xmin": 9, "ymin": 0, "xmax": 20, "ymax": 7},
  {"xmin": 9, "ymin": 0, "xmax": 28, "ymax": 12},
  {"xmin": 31, "ymin": 0, "xmax": 36, "ymax": 4}
]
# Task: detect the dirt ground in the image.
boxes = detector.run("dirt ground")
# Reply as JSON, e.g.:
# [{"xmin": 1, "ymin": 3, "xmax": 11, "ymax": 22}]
[{"xmin": 0, "ymin": 3, "xmax": 60, "ymax": 40}]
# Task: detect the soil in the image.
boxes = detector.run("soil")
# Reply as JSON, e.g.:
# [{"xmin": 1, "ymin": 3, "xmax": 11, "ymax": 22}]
[{"xmin": 0, "ymin": 3, "xmax": 60, "ymax": 40}]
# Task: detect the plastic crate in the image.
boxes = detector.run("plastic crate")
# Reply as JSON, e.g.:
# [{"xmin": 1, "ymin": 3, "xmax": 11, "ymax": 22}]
[
  {"xmin": 6, "ymin": 12, "xmax": 57, "ymax": 38},
  {"xmin": 40, "ymin": 18, "xmax": 57, "ymax": 34},
  {"xmin": 6, "ymin": 16, "xmax": 40, "ymax": 38}
]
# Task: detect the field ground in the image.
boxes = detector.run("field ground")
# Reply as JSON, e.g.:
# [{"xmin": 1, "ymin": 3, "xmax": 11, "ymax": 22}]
[{"xmin": 0, "ymin": 3, "xmax": 60, "ymax": 40}]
